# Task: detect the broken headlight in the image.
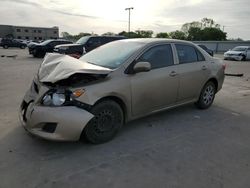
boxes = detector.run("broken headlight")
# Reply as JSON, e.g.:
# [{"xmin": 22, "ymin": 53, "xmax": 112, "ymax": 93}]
[
  {"xmin": 41, "ymin": 89, "xmax": 85, "ymax": 106},
  {"xmin": 42, "ymin": 91, "xmax": 67, "ymax": 106}
]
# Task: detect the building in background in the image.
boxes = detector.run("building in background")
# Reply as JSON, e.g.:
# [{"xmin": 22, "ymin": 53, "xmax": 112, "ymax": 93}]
[{"xmin": 0, "ymin": 25, "xmax": 59, "ymax": 40}]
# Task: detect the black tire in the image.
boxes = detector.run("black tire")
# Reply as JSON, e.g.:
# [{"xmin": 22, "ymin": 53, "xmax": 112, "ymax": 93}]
[
  {"xmin": 196, "ymin": 81, "xmax": 216, "ymax": 109},
  {"xmin": 32, "ymin": 49, "xmax": 37, "ymax": 57},
  {"xmin": 83, "ymin": 100, "xmax": 124, "ymax": 144},
  {"xmin": 33, "ymin": 50, "xmax": 43, "ymax": 58},
  {"xmin": 20, "ymin": 45, "xmax": 25, "ymax": 49},
  {"xmin": 3, "ymin": 45, "xmax": 8, "ymax": 49},
  {"xmin": 242, "ymin": 55, "xmax": 246, "ymax": 61}
]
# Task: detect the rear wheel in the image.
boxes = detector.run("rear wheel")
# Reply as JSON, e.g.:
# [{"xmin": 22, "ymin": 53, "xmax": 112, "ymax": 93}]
[
  {"xmin": 196, "ymin": 81, "xmax": 216, "ymax": 109},
  {"xmin": 3, "ymin": 45, "xmax": 8, "ymax": 49},
  {"xmin": 83, "ymin": 100, "xmax": 123, "ymax": 144},
  {"xmin": 20, "ymin": 45, "xmax": 25, "ymax": 49}
]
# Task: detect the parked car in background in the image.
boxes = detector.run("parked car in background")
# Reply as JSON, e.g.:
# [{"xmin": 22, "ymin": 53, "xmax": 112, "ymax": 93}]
[
  {"xmin": 27, "ymin": 41, "xmax": 39, "ymax": 48},
  {"xmin": 54, "ymin": 36, "xmax": 126, "ymax": 58},
  {"xmin": 224, "ymin": 46, "xmax": 250, "ymax": 61},
  {"xmin": 20, "ymin": 39, "xmax": 225, "ymax": 144},
  {"xmin": 198, "ymin": 44, "xmax": 214, "ymax": 56},
  {"xmin": 29, "ymin": 39, "xmax": 72, "ymax": 58},
  {"xmin": 0, "ymin": 38, "xmax": 27, "ymax": 49}
]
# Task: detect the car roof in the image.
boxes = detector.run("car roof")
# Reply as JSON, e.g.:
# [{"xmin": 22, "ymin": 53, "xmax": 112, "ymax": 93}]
[
  {"xmin": 119, "ymin": 38, "xmax": 195, "ymax": 45},
  {"xmin": 89, "ymin": 35, "xmax": 126, "ymax": 38},
  {"xmin": 234, "ymin": 46, "xmax": 249, "ymax": 48},
  {"xmin": 50, "ymin": 39, "xmax": 71, "ymax": 42}
]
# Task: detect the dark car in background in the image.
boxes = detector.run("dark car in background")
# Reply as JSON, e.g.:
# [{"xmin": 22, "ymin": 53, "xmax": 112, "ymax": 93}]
[
  {"xmin": 54, "ymin": 36, "xmax": 126, "ymax": 58},
  {"xmin": 198, "ymin": 44, "xmax": 214, "ymax": 56},
  {"xmin": 29, "ymin": 39, "xmax": 72, "ymax": 58},
  {"xmin": 0, "ymin": 38, "xmax": 27, "ymax": 49}
]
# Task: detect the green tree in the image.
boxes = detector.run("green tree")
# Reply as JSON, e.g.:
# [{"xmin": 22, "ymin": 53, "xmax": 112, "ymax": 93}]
[
  {"xmin": 181, "ymin": 18, "xmax": 226, "ymax": 41},
  {"xmin": 169, "ymin": 30, "xmax": 186, "ymax": 40},
  {"xmin": 228, "ymin": 38, "xmax": 244, "ymax": 41},
  {"xmin": 118, "ymin": 31, "xmax": 139, "ymax": 38},
  {"xmin": 181, "ymin": 21, "xmax": 202, "ymax": 35},
  {"xmin": 156, "ymin": 32, "xmax": 169, "ymax": 38},
  {"xmin": 187, "ymin": 27, "xmax": 203, "ymax": 40},
  {"xmin": 61, "ymin": 32, "xmax": 70, "ymax": 39},
  {"xmin": 61, "ymin": 32, "xmax": 91, "ymax": 41},
  {"xmin": 201, "ymin": 18, "xmax": 220, "ymax": 28},
  {"xmin": 201, "ymin": 27, "xmax": 226, "ymax": 41},
  {"xmin": 102, "ymin": 32, "xmax": 117, "ymax": 36},
  {"xmin": 135, "ymin": 30, "xmax": 153, "ymax": 38}
]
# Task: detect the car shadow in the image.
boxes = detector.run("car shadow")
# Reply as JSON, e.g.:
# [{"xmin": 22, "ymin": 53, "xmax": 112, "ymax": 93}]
[{"xmin": 0, "ymin": 103, "xmax": 214, "ymax": 156}]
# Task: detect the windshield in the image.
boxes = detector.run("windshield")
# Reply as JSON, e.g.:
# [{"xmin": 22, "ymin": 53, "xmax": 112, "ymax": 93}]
[
  {"xmin": 79, "ymin": 40, "xmax": 144, "ymax": 69},
  {"xmin": 76, "ymin": 36, "xmax": 91, "ymax": 44},
  {"xmin": 232, "ymin": 47, "xmax": 247, "ymax": 51}
]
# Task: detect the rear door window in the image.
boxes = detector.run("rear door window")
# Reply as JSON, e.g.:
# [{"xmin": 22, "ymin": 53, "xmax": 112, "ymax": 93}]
[
  {"xmin": 175, "ymin": 44, "xmax": 198, "ymax": 64},
  {"xmin": 196, "ymin": 49, "xmax": 205, "ymax": 61}
]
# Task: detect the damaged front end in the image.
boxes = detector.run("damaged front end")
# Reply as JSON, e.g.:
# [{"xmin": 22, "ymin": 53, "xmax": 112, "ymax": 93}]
[
  {"xmin": 43, "ymin": 72, "xmax": 108, "ymax": 87},
  {"xmin": 19, "ymin": 53, "xmax": 112, "ymax": 141}
]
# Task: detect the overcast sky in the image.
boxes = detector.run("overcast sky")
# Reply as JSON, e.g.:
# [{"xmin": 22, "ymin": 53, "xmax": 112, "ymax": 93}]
[{"xmin": 0, "ymin": 0, "xmax": 249, "ymax": 39}]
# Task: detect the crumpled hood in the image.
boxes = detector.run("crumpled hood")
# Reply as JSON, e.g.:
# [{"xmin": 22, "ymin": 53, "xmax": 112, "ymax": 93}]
[
  {"xmin": 38, "ymin": 53, "xmax": 112, "ymax": 83},
  {"xmin": 225, "ymin": 50, "xmax": 245, "ymax": 55}
]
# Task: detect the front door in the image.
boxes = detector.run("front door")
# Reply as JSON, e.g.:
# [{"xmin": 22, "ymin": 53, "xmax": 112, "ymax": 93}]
[{"xmin": 129, "ymin": 44, "xmax": 179, "ymax": 116}]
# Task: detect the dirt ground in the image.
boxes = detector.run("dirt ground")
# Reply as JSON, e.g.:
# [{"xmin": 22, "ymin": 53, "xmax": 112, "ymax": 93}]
[{"xmin": 0, "ymin": 48, "xmax": 250, "ymax": 188}]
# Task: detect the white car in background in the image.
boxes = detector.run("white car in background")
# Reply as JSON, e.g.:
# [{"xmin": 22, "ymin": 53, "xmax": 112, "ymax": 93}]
[{"xmin": 224, "ymin": 46, "xmax": 250, "ymax": 61}]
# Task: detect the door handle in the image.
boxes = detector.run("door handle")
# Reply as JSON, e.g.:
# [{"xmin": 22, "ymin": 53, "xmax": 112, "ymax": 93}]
[
  {"xmin": 170, "ymin": 71, "xmax": 178, "ymax": 77},
  {"xmin": 202, "ymin": 65, "xmax": 207, "ymax": 70}
]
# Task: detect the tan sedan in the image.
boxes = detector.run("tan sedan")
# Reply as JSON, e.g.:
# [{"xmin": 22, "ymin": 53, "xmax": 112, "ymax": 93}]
[{"xmin": 20, "ymin": 39, "xmax": 225, "ymax": 144}]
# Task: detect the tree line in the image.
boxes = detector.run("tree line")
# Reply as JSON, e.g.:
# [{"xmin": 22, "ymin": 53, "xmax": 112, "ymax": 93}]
[{"xmin": 62, "ymin": 18, "xmax": 228, "ymax": 41}]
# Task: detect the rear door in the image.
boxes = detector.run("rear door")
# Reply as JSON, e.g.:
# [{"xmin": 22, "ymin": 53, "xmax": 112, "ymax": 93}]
[
  {"xmin": 129, "ymin": 44, "xmax": 179, "ymax": 116},
  {"xmin": 174, "ymin": 44, "xmax": 211, "ymax": 102}
]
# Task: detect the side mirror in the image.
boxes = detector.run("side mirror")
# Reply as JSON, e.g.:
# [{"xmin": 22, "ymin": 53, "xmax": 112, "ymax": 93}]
[{"xmin": 133, "ymin": 61, "xmax": 151, "ymax": 73}]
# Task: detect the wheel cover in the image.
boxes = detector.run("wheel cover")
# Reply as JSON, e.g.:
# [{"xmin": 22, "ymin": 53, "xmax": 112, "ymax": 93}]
[
  {"xmin": 203, "ymin": 85, "xmax": 214, "ymax": 105},
  {"xmin": 93, "ymin": 110, "xmax": 115, "ymax": 134}
]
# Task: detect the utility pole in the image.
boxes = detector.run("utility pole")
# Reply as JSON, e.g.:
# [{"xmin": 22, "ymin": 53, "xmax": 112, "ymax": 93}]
[{"xmin": 125, "ymin": 7, "xmax": 134, "ymax": 37}]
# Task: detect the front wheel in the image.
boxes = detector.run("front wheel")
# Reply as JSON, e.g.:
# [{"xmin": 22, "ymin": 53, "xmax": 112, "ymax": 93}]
[
  {"xmin": 196, "ymin": 81, "xmax": 216, "ymax": 109},
  {"xmin": 3, "ymin": 45, "xmax": 8, "ymax": 49},
  {"xmin": 83, "ymin": 100, "xmax": 124, "ymax": 144}
]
